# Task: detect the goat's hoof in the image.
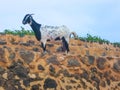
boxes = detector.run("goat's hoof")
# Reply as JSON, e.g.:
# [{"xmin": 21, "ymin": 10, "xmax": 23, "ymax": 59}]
[
  {"xmin": 40, "ymin": 51, "xmax": 47, "ymax": 57},
  {"xmin": 44, "ymin": 51, "xmax": 47, "ymax": 54}
]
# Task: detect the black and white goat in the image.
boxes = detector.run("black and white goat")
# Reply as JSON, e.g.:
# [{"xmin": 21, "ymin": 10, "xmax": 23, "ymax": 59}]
[{"xmin": 22, "ymin": 14, "xmax": 77, "ymax": 53}]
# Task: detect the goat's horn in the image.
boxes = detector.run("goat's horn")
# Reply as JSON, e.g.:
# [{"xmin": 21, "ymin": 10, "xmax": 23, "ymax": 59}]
[{"xmin": 30, "ymin": 14, "xmax": 34, "ymax": 15}]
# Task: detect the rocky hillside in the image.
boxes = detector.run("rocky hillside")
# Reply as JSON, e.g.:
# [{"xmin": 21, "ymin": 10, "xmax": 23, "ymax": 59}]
[{"xmin": 0, "ymin": 34, "xmax": 120, "ymax": 90}]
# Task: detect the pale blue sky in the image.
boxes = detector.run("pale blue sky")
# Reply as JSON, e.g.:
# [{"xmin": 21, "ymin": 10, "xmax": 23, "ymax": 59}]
[{"xmin": 0, "ymin": 0, "xmax": 120, "ymax": 42}]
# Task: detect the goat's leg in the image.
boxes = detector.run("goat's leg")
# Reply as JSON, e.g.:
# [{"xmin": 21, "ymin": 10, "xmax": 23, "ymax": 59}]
[
  {"xmin": 62, "ymin": 37, "xmax": 69, "ymax": 53},
  {"xmin": 41, "ymin": 42, "xmax": 46, "ymax": 53}
]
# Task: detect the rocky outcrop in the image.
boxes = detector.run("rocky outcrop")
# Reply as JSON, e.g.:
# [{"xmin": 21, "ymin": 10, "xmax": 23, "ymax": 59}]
[{"xmin": 0, "ymin": 34, "xmax": 120, "ymax": 90}]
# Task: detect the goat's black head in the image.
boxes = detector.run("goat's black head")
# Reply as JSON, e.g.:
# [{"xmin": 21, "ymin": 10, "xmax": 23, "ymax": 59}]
[{"xmin": 22, "ymin": 14, "xmax": 34, "ymax": 25}]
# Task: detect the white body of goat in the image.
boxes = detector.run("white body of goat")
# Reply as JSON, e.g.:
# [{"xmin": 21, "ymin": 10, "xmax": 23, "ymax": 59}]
[{"xmin": 40, "ymin": 25, "xmax": 70, "ymax": 45}]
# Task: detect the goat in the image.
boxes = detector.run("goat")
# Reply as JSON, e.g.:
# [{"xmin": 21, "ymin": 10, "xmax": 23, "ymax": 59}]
[{"xmin": 22, "ymin": 14, "xmax": 77, "ymax": 53}]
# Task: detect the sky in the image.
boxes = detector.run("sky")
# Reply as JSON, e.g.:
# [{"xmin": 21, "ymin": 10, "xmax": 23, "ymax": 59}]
[{"xmin": 0, "ymin": 0, "xmax": 120, "ymax": 42}]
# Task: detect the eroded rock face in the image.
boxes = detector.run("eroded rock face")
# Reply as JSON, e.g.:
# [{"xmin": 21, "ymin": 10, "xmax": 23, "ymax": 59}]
[{"xmin": 0, "ymin": 35, "xmax": 120, "ymax": 90}]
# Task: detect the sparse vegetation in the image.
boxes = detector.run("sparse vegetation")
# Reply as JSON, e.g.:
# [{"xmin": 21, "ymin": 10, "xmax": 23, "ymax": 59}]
[
  {"xmin": 3, "ymin": 27, "xmax": 34, "ymax": 37},
  {"xmin": 0, "ymin": 28, "xmax": 120, "ymax": 47},
  {"xmin": 79, "ymin": 34, "xmax": 120, "ymax": 48},
  {"xmin": 79, "ymin": 34, "xmax": 110, "ymax": 44}
]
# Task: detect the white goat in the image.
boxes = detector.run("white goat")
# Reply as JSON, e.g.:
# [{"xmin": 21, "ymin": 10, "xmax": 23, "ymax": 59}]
[{"xmin": 22, "ymin": 14, "xmax": 77, "ymax": 53}]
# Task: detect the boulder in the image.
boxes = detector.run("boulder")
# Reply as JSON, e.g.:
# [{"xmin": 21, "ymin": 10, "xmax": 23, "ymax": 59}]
[
  {"xmin": 19, "ymin": 49, "xmax": 34, "ymax": 64},
  {"xmin": 43, "ymin": 78, "xmax": 57, "ymax": 90},
  {"xmin": 46, "ymin": 55, "xmax": 60, "ymax": 65},
  {"xmin": 96, "ymin": 57, "xmax": 106, "ymax": 70},
  {"xmin": 113, "ymin": 60, "xmax": 120, "ymax": 73},
  {"xmin": 67, "ymin": 59, "xmax": 80, "ymax": 67}
]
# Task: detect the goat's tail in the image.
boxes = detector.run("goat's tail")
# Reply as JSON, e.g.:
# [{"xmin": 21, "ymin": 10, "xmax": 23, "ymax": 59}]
[{"xmin": 69, "ymin": 32, "xmax": 78, "ymax": 39}]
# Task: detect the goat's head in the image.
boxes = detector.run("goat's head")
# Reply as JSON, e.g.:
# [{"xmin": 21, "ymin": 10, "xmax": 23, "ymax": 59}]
[{"xmin": 22, "ymin": 14, "xmax": 34, "ymax": 25}]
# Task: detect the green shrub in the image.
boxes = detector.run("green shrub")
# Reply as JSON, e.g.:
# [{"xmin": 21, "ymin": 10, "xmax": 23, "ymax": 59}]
[{"xmin": 3, "ymin": 27, "xmax": 34, "ymax": 37}]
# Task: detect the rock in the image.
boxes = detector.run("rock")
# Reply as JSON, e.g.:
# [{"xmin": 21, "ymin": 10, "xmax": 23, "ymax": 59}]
[
  {"xmin": 70, "ymin": 79, "xmax": 77, "ymax": 83},
  {"xmin": 27, "ymin": 40, "xmax": 35, "ymax": 46},
  {"xmin": 67, "ymin": 59, "xmax": 80, "ymax": 67},
  {"xmin": 14, "ymin": 79, "xmax": 21, "ymax": 86},
  {"xmin": 9, "ymin": 53, "xmax": 15, "ymax": 60},
  {"xmin": 43, "ymin": 78, "xmax": 57, "ymax": 90},
  {"xmin": 19, "ymin": 49, "xmax": 34, "ymax": 64},
  {"xmin": 8, "ymin": 61, "xmax": 21, "ymax": 70},
  {"xmin": 4, "ymin": 85, "xmax": 17, "ymax": 90},
  {"xmin": 91, "ymin": 76, "xmax": 100, "ymax": 83},
  {"xmin": 73, "ymin": 73, "xmax": 81, "ymax": 80},
  {"xmin": 98, "ymin": 72, "xmax": 103, "ymax": 79},
  {"xmin": 29, "ymin": 75, "xmax": 43, "ymax": 82},
  {"xmin": 106, "ymin": 56, "xmax": 113, "ymax": 60},
  {"xmin": 106, "ymin": 78, "xmax": 111, "ymax": 86},
  {"xmin": 17, "ymin": 85, "xmax": 25, "ymax": 90},
  {"xmin": 96, "ymin": 57, "xmax": 106, "ymax": 70},
  {"xmin": 103, "ymin": 71, "xmax": 111, "ymax": 78},
  {"xmin": 91, "ymin": 73, "xmax": 100, "ymax": 89},
  {"xmin": 47, "ymin": 43, "xmax": 54, "ymax": 47},
  {"xmin": 23, "ymin": 78, "xmax": 30, "ymax": 87},
  {"xmin": 46, "ymin": 55, "xmax": 60, "ymax": 65},
  {"xmin": 7, "ymin": 71, "xmax": 15, "ymax": 80},
  {"xmin": 11, "ymin": 42, "xmax": 19, "ymax": 45},
  {"xmin": 0, "ymin": 76, "xmax": 6, "ymax": 86},
  {"xmin": 8, "ymin": 61, "xmax": 29, "ymax": 79},
  {"xmin": 81, "ymin": 70, "xmax": 89, "ymax": 80},
  {"xmin": 49, "ymin": 65, "xmax": 56, "ymax": 75},
  {"xmin": 0, "ymin": 48, "xmax": 6, "ymax": 63},
  {"xmin": 4, "ymin": 80, "xmax": 18, "ymax": 90},
  {"xmin": 81, "ymin": 56, "xmax": 95, "ymax": 66},
  {"xmin": 57, "ymin": 69, "xmax": 71, "ymax": 77},
  {"xmin": 31, "ymin": 84, "xmax": 40, "ymax": 90},
  {"xmin": 90, "ymin": 67, "xmax": 97, "ymax": 73},
  {"xmin": 101, "ymin": 52, "xmax": 107, "ymax": 56},
  {"xmin": 93, "ymin": 82, "xmax": 100, "ymax": 90},
  {"xmin": 33, "ymin": 47, "xmax": 39, "ymax": 52},
  {"xmin": 100, "ymin": 80, "xmax": 106, "ymax": 87},
  {"xmin": 56, "ymin": 46, "xmax": 63, "ymax": 52},
  {"xmin": 66, "ymin": 85, "xmax": 72, "ymax": 90},
  {"xmin": 86, "ymin": 50, "xmax": 89, "ymax": 56},
  {"xmin": 0, "ymin": 40, "xmax": 7, "ymax": 45},
  {"xmin": 14, "ymin": 65, "xmax": 29, "ymax": 79},
  {"xmin": 38, "ymin": 64, "xmax": 45, "ymax": 71},
  {"xmin": 113, "ymin": 60, "xmax": 120, "ymax": 73},
  {"xmin": 118, "ymin": 83, "xmax": 120, "ymax": 86},
  {"xmin": 0, "ymin": 66, "xmax": 5, "ymax": 75},
  {"xmin": 19, "ymin": 42, "xmax": 30, "ymax": 46},
  {"xmin": 80, "ymin": 79, "xmax": 87, "ymax": 89},
  {"xmin": 110, "ymin": 76, "xmax": 116, "ymax": 81},
  {"xmin": 62, "ymin": 69, "xmax": 71, "ymax": 77},
  {"xmin": 88, "ymin": 56, "xmax": 95, "ymax": 65}
]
